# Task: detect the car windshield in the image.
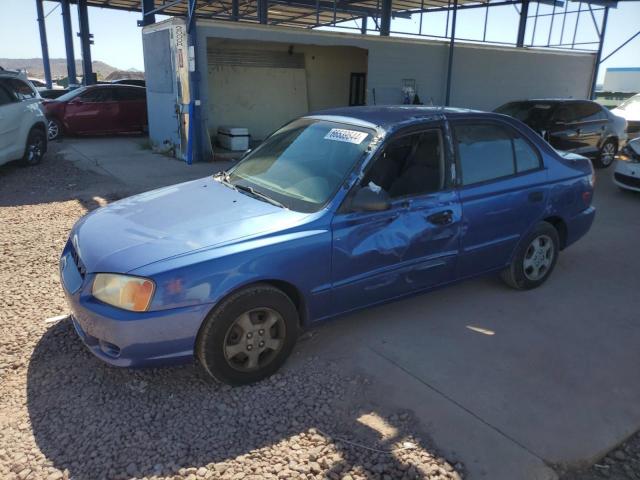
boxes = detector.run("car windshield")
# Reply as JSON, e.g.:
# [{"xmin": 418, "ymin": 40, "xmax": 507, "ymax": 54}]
[
  {"xmin": 495, "ymin": 101, "xmax": 555, "ymax": 128},
  {"xmin": 55, "ymin": 87, "xmax": 86, "ymax": 102},
  {"xmin": 225, "ymin": 118, "xmax": 375, "ymax": 213},
  {"xmin": 617, "ymin": 94, "xmax": 640, "ymax": 112}
]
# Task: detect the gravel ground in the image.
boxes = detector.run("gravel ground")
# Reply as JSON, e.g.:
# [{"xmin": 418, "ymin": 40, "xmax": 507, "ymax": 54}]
[
  {"xmin": 561, "ymin": 434, "xmax": 640, "ymax": 480},
  {"xmin": 0, "ymin": 149, "xmax": 464, "ymax": 480}
]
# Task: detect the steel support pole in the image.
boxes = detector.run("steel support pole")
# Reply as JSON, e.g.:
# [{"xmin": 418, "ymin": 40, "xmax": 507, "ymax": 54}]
[
  {"xmin": 258, "ymin": 0, "xmax": 268, "ymax": 24},
  {"xmin": 35, "ymin": 0, "xmax": 52, "ymax": 88},
  {"xmin": 187, "ymin": 0, "xmax": 204, "ymax": 163},
  {"xmin": 60, "ymin": 0, "xmax": 77, "ymax": 86},
  {"xmin": 444, "ymin": 0, "xmax": 457, "ymax": 106},
  {"xmin": 140, "ymin": 0, "xmax": 156, "ymax": 26},
  {"xmin": 590, "ymin": 6, "xmax": 609, "ymax": 99},
  {"xmin": 361, "ymin": 16, "xmax": 367, "ymax": 34},
  {"xmin": 379, "ymin": 0, "xmax": 392, "ymax": 36},
  {"xmin": 232, "ymin": 0, "xmax": 239, "ymax": 20},
  {"xmin": 77, "ymin": 0, "xmax": 94, "ymax": 85},
  {"xmin": 516, "ymin": 0, "xmax": 530, "ymax": 47}
]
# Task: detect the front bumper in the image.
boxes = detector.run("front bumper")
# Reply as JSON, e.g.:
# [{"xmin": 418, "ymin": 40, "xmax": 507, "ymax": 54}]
[
  {"xmin": 60, "ymin": 245, "xmax": 211, "ymax": 367},
  {"xmin": 613, "ymin": 160, "xmax": 640, "ymax": 192}
]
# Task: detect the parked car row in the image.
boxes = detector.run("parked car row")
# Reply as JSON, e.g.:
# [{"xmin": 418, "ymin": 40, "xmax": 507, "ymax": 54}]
[
  {"xmin": 0, "ymin": 69, "xmax": 47, "ymax": 167},
  {"xmin": 494, "ymin": 98, "xmax": 627, "ymax": 169},
  {"xmin": 613, "ymin": 137, "xmax": 640, "ymax": 192},
  {"xmin": 44, "ymin": 84, "xmax": 148, "ymax": 140}
]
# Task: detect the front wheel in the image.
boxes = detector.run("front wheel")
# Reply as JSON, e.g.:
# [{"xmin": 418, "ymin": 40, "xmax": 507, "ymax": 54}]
[
  {"xmin": 501, "ymin": 221, "xmax": 560, "ymax": 290},
  {"xmin": 48, "ymin": 119, "xmax": 62, "ymax": 141},
  {"xmin": 196, "ymin": 284, "xmax": 299, "ymax": 385},
  {"xmin": 594, "ymin": 139, "xmax": 616, "ymax": 169}
]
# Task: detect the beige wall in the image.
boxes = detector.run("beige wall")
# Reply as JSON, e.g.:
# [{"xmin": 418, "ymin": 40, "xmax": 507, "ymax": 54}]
[
  {"xmin": 301, "ymin": 45, "xmax": 367, "ymax": 111},
  {"xmin": 209, "ymin": 64, "xmax": 308, "ymax": 140},
  {"xmin": 206, "ymin": 39, "xmax": 367, "ymax": 140}
]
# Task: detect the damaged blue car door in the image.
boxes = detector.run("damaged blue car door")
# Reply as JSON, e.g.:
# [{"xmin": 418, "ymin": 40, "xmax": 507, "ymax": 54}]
[{"xmin": 331, "ymin": 121, "xmax": 462, "ymax": 314}]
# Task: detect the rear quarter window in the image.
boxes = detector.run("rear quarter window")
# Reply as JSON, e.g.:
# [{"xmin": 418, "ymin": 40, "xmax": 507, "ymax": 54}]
[{"xmin": 0, "ymin": 81, "xmax": 15, "ymax": 106}]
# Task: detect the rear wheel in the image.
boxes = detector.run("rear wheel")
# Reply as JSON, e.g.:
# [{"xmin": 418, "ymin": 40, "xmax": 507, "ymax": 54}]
[
  {"xmin": 501, "ymin": 221, "xmax": 560, "ymax": 290},
  {"xmin": 196, "ymin": 284, "xmax": 299, "ymax": 385},
  {"xmin": 594, "ymin": 139, "xmax": 616, "ymax": 169},
  {"xmin": 21, "ymin": 128, "xmax": 46, "ymax": 166}
]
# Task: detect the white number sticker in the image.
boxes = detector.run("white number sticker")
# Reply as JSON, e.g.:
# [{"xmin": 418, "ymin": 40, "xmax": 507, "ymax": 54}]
[{"xmin": 324, "ymin": 128, "xmax": 368, "ymax": 145}]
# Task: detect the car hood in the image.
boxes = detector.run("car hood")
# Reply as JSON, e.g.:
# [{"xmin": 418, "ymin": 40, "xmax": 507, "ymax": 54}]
[
  {"xmin": 611, "ymin": 107, "xmax": 639, "ymax": 122},
  {"xmin": 72, "ymin": 177, "xmax": 309, "ymax": 273}
]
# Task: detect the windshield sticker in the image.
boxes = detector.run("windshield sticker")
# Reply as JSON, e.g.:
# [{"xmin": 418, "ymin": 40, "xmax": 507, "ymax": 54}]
[{"xmin": 324, "ymin": 129, "xmax": 368, "ymax": 144}]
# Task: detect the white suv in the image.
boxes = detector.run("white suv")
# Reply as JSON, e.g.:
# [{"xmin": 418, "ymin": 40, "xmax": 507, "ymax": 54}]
[{"xmin": 0, "ymin": 70, "xmax": 48, "ymax": 167}]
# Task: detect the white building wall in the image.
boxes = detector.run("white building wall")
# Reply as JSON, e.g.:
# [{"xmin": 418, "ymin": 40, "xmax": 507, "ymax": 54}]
[
  {"xmin": 603, "ymin": 68, "xmax": 640, "ymax": 93},
  {"xmin": 193, "ymin": 20, "xmax": 596, "ymax": 152}
]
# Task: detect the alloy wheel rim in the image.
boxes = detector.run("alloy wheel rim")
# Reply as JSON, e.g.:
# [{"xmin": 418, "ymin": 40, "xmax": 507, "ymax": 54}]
[
  {"xmin": 223, "ymin": 308, "xmax": 285, "ymax": 372},
  {"xmin": 27, "ymin": 139, "xmax": 43, "ymax": 164},
  {"xmin": 523, "ymin": 234, "xmax": 554, "ymax": 281},
  {"xmin": 48, "ymin": 121, "xmax": 59, "ymax": 140},
  {"xmin": 601, "ymin": 143, "xmax": 615, "ymax": 165}
]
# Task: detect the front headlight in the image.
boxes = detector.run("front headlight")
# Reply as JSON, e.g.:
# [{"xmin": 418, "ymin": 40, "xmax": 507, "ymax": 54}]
[{"xmin": 92, "ymin": 274, "xmax": 155, "ymax": 312}]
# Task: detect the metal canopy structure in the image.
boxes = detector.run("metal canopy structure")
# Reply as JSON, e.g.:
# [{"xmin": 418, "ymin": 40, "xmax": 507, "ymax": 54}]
[
  {"xmin": 41, "ymin": 0, "xmax": 512, "ymax": 29},
  {"xmin": 33, "ymin": 0, "xmax": 636, "ymax": 163}
]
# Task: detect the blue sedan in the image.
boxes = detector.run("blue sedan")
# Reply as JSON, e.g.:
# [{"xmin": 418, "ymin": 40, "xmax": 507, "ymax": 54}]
[{"xmin": 60, "ymin": 107, "xmax": 595, "ymax": 385}]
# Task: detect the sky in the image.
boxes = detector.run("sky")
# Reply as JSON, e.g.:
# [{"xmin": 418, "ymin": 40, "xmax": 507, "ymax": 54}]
[{"xmin": 0, "ymin": 0, "xmax": 638, "ymax": 82}]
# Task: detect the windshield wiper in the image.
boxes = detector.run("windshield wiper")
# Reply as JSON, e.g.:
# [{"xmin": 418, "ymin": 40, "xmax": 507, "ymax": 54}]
[{"xmin": 234, "ymin": 184, "xmax": 287, "ymax": 209}]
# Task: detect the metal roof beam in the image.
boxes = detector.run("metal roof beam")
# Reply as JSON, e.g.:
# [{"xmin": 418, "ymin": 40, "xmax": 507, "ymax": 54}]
[{"xmin": 268, "ymin": 0, "xmax": 405, "ymax": 19}]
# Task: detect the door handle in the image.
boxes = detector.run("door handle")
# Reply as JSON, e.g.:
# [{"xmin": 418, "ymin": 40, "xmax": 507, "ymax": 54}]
[
  {"xmin": 427, "ymin": 210, "xmax": 454, "ymax": 225},
  {"xmin": 528, "ymin": 191, "xmax": 544, "ymax": 203}
]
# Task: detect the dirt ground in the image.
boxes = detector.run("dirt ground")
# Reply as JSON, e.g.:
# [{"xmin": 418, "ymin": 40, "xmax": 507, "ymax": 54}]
[{"xmin": 0, "ymin": 150, "xmax": 463, "ymax": 480}]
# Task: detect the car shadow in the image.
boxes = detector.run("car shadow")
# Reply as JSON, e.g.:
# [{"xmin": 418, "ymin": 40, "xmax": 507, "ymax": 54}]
[
  {"xmin": 27, "ymin": 319, "xmax": 459, "ymax": 480},
  {"xmin": 0, "ymin": 146, "xmax": 129, "ymax": 209}
]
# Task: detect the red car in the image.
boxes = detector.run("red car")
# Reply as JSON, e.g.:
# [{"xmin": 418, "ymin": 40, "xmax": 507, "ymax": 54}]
[{"xmin": 43, "ymin": 84, "xmax": 148, "ymax": 140}]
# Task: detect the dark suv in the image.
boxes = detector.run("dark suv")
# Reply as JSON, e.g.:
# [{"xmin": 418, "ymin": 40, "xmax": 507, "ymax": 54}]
[{"xmin": 494, "ymin": 99, "xmax": 627, "ymax": 168}]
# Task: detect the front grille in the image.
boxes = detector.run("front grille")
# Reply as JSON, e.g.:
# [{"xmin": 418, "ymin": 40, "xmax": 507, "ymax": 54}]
[
  {"xmin": 69, "ymin": 243, "xmax": 86, "ymax": 278},
  {"xmin": 615, "ymin": 172, "xmax": 640, "ymax": 189}
]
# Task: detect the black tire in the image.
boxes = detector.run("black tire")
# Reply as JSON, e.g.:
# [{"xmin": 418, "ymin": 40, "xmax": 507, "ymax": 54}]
[
  {"xmin": 593, "ymin": 138, "xmax": 617, "ymax": 169},
  {"xmin": 501, "ymin": 221, "xmax": 560, "ymax": 290},
  {"xmin": 48, "ymin": 119, "xmax": 62, "ymax": 141},
  {"xmin": 21, "ymin": 128, "xmax": 46, "ymax": 166},
  {"xmin": 196, "ymin": 284, "xmax": 299, "ymax": 385}
]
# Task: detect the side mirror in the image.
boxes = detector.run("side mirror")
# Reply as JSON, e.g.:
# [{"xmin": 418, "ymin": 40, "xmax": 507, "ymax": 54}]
[{"xmin": 349, "ymin": 186, "xmax": 391, "ymax": 212}]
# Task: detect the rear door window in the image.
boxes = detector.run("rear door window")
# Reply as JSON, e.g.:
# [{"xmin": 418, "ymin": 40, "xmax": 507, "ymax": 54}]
[
  {"xmin": 80, "ymin": 88, "xmax": 116, "ymax": 103},
  {"xmin": 7, "ymin": 79, "xmax": 37, "ymax": 101},
  {"xmin": 552, "ymin": 103, "xmax": 580, "ymax": 124},
  {"xmin": 454, "ymin": 122, "xmax": 541, "ymax": 185},
  {"xmin": 575, "ymin": 101, "xmax": 606, "ymax": 122}
]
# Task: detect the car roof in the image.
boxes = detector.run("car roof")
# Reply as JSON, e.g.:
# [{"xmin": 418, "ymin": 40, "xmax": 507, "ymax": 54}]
[
  {"xmin": 310, "ymin": 105, "xmax": 489, "ymax": 131},
  {"xmin": 505, "ymin": 99, "xmax": 596, "ymax": 104},
  {"xmin": 85, "ymin": 83, "xmax": 145, "ymax": 89}
]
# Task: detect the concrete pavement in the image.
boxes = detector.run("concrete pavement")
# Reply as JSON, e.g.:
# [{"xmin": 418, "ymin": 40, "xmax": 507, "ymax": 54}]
[
  {"xmin": 301, "ymin": 164, "xmax": 640, "ymax": 479},
  {"xmin": 52, "ymin": 138, "xmax": 640, "ymax": 479},
  {"xmin": 50, "ymin": 136, "xmax": 232, "ymax": 192}
]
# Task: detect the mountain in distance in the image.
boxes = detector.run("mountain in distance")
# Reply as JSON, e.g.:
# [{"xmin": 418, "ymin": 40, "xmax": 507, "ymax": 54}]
[{"xmin": 0, "ymin": 58, "xmax": 144, "ymax": 81}]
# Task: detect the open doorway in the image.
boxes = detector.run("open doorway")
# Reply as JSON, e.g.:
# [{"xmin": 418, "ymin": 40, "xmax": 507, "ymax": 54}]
[{"xmin": 206, "ymin": 39, "xmax": 368, "ymax": 142}]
